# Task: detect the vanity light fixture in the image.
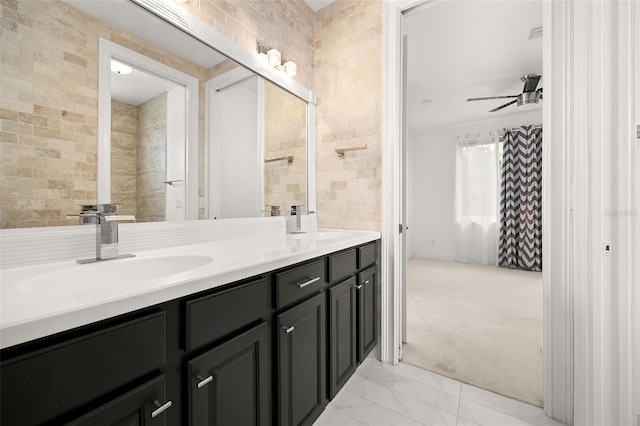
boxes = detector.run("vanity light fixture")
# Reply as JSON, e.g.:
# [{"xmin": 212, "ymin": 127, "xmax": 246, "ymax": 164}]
[
  {"xmin": 258, "ymin": 44, "xmax": 297, "ymax": 77},
  {"xmin": 266, "ymin": 49, "xmax": 282, "ymax": 67},
  {"xmin": 110, "ymin": 59, "xmax": 133, "ymax": 75},
  {"xmin": 281, "ymin": 61, "xmax": 297, "ymax": 77}
]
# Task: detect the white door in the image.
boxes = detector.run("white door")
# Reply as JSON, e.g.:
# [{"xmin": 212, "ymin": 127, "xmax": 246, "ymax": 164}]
[
  {"xmin": 215, "ymin": 76, "xmax": 262, "ymax": 218},
  {"xmin": 165, "ymin": 85, "xmax": 186, "ymax": 221},
  {"xmin": 401, "ymin": 35, "xmax": 409, "ymax": 345}
]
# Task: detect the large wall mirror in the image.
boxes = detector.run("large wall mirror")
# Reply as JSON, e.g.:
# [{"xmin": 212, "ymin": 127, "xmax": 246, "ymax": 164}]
[{"xmin": 0, "ymin": 0, "xmax": 316, "ymax": 228}]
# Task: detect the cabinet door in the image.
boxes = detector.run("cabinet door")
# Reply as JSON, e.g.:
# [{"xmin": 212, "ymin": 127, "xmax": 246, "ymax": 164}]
[
  {"xmin": 66, "ymin": 374, "xmax": 170, "ymax": 426},
  {"xmin": 328, "ymin": 277, "xmax": 357, "ymax": 400},
  {"xmin": 277, "ymin": 293, "xmax": 326, "ymax": 426},
  {"xmin": 187, "ymin": 321, "xmax": 270, "ymax": 426},
  {"xmin": 1, "ymin": 312, "xmax": 165, "ymax": 426},
  {"xmin": 357, "ymin": 266, "xmax": 377, "ymax": 362}
]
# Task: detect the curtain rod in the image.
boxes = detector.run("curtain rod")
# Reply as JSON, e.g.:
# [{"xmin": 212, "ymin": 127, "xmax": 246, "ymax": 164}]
[{"xmin": 456, "ymin": 124, "xmax": 542, "ymax": 141}]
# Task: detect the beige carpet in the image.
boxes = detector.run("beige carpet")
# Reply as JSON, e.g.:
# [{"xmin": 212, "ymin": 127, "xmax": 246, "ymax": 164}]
[{"xmin": 403, "ymin": 258, "xmax": 543, "ymax": 407}]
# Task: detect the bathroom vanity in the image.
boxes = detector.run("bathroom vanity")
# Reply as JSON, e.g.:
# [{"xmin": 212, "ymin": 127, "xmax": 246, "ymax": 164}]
[{"xmin": 0, "ymin": 229, "xmax": 380, "ymax": 425}]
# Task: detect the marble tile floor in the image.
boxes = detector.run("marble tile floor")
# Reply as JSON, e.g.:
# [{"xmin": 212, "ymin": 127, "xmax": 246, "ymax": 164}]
[{"xmin": 314, "ymin": 357, "xmax": 566, "ymax": 426}]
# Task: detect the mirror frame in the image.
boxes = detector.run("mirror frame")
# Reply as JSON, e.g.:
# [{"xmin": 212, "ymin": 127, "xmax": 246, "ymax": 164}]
[{"xmin": 128, "ymin": 0, "xmax": 318, "ymax": 218}]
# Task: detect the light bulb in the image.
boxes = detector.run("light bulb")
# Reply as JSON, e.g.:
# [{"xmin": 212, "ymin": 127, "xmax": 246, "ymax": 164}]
[
  {"xmin": 282, "ymin": 61, "xmax": 297, "ymax": 77},
  {"xmin": 110, "ymin": 59, "xmax": 133, "ymax": 75},
  {"xmin": 266, "ymin": 49, "xmax": 281, "ymax": 67}
]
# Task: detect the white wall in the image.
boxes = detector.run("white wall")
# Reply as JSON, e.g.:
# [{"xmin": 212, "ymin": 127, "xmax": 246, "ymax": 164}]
[
  {"xmin": 217, "ymin": 76, "xmax": 260, "ymax": 219},
  {"xmin": 408, "ymin": 110, "xmax": 542, "ymax": 260},
  {"xmin": 165, "ymin": 85, "xmax": 186, "ymax": 221}
]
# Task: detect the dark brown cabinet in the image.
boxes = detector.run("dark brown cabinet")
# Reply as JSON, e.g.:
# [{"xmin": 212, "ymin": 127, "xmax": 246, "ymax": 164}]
[
  {"xmin": 66, "ymin": 374, "xmax": 169, "ymax": 426},
  {"xmin": 277, "ymin": 292, "xmax": 327, "ymax": 426},
  {"xmin": 328, "ymin": 277, "xmax": 358, "ymax": 399},
  {"xmin": 357, "ymin": 265, "xmax": 377, "ymax": 362},
  {"xmin": 0, "ymin": 311, "xmax": 166, "ymax": 426},
  {"xmin": 187, "ymin": 321, "xmax": 271, "ymax": 426}
]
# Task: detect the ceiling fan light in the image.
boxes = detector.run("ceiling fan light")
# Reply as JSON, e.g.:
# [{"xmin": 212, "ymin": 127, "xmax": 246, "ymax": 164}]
[{"xmin": 516, "ymin": 91, "xmax": 540, "ymax": 110}]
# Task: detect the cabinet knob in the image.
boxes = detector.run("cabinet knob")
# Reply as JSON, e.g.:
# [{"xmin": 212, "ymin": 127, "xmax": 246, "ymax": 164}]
[
  {"xmin": 151, "ymin": 400, "xmax": 172, "ymax": 418},
  {"xmin": 363, "ymin": 280, "xmax": 370, "ymax": 285},
  {"xmin": 282, "ymin": 326, "xmax": 295, "ymax": 334},
  {"xmin": 355, "ymin": 284, "xmax": 363, "ymax": 290},
  {"xmin": 296, "ymin": 276, "xmax": 320, "ymax": 288},
  {"xmin": 196, "ymin": 375, "xmax": 214, "ymax": 388}
]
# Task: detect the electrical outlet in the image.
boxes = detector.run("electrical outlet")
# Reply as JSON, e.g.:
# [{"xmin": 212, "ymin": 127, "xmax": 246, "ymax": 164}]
[
  {"xmin": 176, "ymin": 199, "xmax": 182, "ymax": 208},
  {"xmin": 198, "ymin": 197, "xmax": 205, "ymax": 209},
  {"xmin": 603, "ymin": 241, "xmax": 612, "ymax": 255}
]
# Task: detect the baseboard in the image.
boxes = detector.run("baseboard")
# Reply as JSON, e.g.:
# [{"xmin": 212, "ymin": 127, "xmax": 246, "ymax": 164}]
[{"xmin": 409, "ymin": 252, "xmax": 456, "ymax": 262}]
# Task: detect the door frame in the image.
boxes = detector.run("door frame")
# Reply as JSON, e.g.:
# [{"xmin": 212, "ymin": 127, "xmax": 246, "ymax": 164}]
[
  {"xmin": 382, "ymin": 1, "xmax": 639, "ymax": 425},
  {"xmin": 380, "ymin": 0, "xmax": 572, "ymax": 422},
  {"xmin": 97, "ymin": 38, "xmax": 199, "ymax": 219},
  {"xmin": 205, "ymin": 68, "xmax": 264, "ymax": 219}
]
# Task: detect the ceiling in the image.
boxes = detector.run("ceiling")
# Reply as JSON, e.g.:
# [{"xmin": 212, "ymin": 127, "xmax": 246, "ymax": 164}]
[
  {"xmin": 68, "ymin": 0, "xmax": 227, "ymax": 69},
  {"xmin": 403, "ymin": 0, "xmax": 543, "ymax": 132},
  {"xmin": 305, "ymin": 0, "xmax": 337, "ymax": 12},
  {"xmin": 111, "ymin": 65, "xmax": 180, "ymax": 106},
  {"xmin": 68, "ymin": 0, "xmax": 229, "ymax": 108}
]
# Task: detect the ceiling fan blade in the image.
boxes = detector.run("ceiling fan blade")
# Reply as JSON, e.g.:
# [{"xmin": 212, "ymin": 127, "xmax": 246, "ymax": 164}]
[
  {"xmin": 467, "ymin": 95, "xmax": 519, "ymax": 102},
  {"xmin": 489, "ymin": 99, "xmax": 518, "ymax": 112},
  {"xmin": 523, "ymin": 75, "xmax": 541, "ymax": 92}
]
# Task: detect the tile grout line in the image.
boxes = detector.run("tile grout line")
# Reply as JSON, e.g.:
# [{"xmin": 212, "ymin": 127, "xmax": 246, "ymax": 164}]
[
  {"xmin": 457, "ymin": 397, "xmax": 544, "ymax": 426},
  {"xmin": 337, "ymin": 388, "xmax": 421, "ymax": 425},
  {"xmin": 371, "ymin": 368, "xmax": 463, "ymax": 412},
  {"xmin": 378, "ymin": 362, "xmax": 465, "ymax": 401},
  {"xmin": 322, "ymin": 404, "xmax": 368, "ymax": 426},
  {"xmin": 458, "ymin": 386, "xmax": 556, "ymax": 426}
]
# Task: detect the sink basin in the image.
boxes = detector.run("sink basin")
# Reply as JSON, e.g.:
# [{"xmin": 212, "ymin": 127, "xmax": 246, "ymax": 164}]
[
  {"xmin": 16, "ymin": 255, "xmax": 213, "ymax": 294},
  {"xmin": 291, "ymin": 231, "xmax": 348, "ymax": 241}
]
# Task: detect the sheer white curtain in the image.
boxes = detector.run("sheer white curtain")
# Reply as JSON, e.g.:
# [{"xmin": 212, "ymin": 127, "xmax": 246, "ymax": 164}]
[{"xmin": 454, "ymin": 133, "xmax": 500, "ymax": 265}]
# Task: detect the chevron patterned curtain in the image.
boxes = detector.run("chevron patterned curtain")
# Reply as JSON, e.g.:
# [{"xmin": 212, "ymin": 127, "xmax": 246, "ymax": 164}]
[{"xmin": 498, "ymin": 125, "xmax": 543, "ymax": 271}]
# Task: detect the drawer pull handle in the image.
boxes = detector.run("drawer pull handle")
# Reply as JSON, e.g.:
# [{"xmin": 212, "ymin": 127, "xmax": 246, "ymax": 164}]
[
  {"xmin": 196, "ymin": 375, "xmax": 214, "ymax": 388},
  {"xmin": 151, "ymin": 400, "xmax": 172, "ymax": 418},
  {"xmin": 355, "ymin": 284, "xmax": 363, "ymax": 290},
  {"xmin": 297, "ymin": 276, "xmax": 320, "ymax": 288},
  {"xmin": 283, "ymin": 326, "xmax": 295, "ymax": 334}
]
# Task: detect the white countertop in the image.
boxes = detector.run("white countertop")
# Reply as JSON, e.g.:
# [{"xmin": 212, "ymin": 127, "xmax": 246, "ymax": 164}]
[{"xmin": 0, "ymin": 230, "xmax": 380, "ymax": 349}]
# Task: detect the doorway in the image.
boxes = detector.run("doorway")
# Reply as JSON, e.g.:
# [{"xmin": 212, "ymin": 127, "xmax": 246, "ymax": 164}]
[
  {"xmin": 401, "ymin": 0, "xmax": 544, "ymax": 407},
  {"xmin": 97, "ymin": 38, "xmax": 199, "ymax": 220}
]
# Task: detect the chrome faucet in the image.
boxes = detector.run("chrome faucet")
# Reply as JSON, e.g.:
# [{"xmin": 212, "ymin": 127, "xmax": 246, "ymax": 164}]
[
  {"xmin": 67, "ymin": 204, "xmax": 135, "ymax": 264},
  {"xmin": 289, "ymin": 205, "xmax": 315, "ymax": 234}
]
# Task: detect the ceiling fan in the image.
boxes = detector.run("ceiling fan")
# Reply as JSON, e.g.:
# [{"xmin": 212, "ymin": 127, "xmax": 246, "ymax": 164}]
[{"xmin": 467, "ymin": 74, "xmax": 543, "ymax": 112}]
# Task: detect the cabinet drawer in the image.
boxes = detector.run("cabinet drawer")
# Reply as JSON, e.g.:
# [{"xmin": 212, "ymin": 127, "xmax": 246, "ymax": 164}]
[
  {"xmin": 186, "ymin": 278, "xmax": 270, "ymax": 351},
  {"xmin": 67, "ymin": 374, "xmax": 169, "ymax": 425},
  {"xmin": 0, "ymin": 311, "xmax": 165, "ymax": 426},
  {"xmin": 328, "ymin": 249, "xmax": 357, "ymax": 283},
  {"xmin": 275, "ymin": 258, "xmax": 326, "ymax": 309},
  {"xmin": 358, "ymin": 242, "xmax": 377, "ymax": 269}
]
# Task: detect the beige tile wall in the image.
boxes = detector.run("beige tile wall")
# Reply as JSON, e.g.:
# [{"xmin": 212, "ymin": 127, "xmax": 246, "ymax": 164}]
[
  {"xmin": 263, "ymin": 80, "xmax": 308, "ymax": 215},
  {"xmin": 314, "ymin": 0, "xmax": 383, "ymax": 231},
  {"xmin": 136, "ymin": 93, "xmax": 167, "ymax": 223},
  {"xmin": 186, "ymin": 0, "xmax": 315, "ymax": 90},
  {"xmin": 110, "ymin": 101, "xmax": 138, "ymax": 218},
  {"xmin": 190, "ymin": 0, "xmax": 383, "ymax": 231},
  {"xmin": 1, "ymin": 0, "xmax": 384, "ymax": 231},
  {"xmin": 0, "ymin": 0, "xmax": 207, "ymax": 228}
]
